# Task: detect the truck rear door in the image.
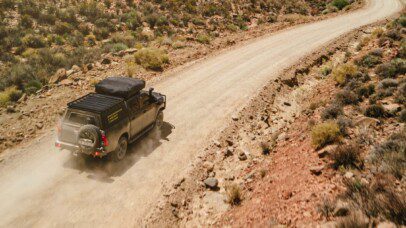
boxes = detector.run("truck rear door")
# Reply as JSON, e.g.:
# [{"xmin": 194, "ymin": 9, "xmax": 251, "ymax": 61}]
[{"xmin": 59, "ymin": 110, "xmax": 100, "ymax": 144}]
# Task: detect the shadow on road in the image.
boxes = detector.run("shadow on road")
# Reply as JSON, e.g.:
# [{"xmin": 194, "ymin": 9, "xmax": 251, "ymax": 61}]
[{"xmin": 62, "ymin": 122, "xmax": 174, "ymax": 183}]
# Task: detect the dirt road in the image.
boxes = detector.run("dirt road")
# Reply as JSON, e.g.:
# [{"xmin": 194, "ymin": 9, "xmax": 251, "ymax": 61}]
[{"xmin": 0, "ymin": 0, "xmax": 402, "ymax": 227}]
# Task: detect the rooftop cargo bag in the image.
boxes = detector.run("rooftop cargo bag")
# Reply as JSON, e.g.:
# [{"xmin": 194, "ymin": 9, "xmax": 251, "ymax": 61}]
[{"xmin": 95, "ymin": 77, "xmax": 145, "ymax": 99}]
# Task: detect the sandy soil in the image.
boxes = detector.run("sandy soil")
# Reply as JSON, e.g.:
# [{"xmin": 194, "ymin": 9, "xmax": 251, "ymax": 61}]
[{"xmin": 0, "ymin": 0, "xmax": 403, "ymax": 227}]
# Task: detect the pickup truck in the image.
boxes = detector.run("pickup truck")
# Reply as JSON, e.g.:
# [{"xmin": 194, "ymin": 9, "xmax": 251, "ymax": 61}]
[{"xmin": 55, "ymin": 77, "xmax": 166, "ymax": 161}]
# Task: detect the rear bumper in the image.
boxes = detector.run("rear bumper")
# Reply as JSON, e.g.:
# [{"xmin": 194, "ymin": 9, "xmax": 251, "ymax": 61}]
[{"xmin": 55, "ymin": 140, "xmax": 108, "ymax": 156}]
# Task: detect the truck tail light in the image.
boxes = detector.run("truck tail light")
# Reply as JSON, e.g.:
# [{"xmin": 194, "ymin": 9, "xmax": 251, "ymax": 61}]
[
  {"xmin": 56, "ymin": 121, "xmax": 62, "ymax": 137},
  {"xmin": 101, "ymin": 131, "xmax": 108, "ymax": 147}
]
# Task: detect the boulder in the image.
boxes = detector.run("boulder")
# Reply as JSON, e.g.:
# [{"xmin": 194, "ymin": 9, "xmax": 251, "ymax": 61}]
[
  {"xmin": 71, "ymin": 65, "xmax": 81, "ymax": 72},
  {"xmin": 310, "ymin": 165, "xmax": 324, "ymax": 175},
  {"xmin": 383, "ymin": 103, "xmax": 401, "ymax": 115},
  {"xmin": 59, "ymin": 79, "xmax": 74, "ymax": 86},
  {"xmin": 101, "ymin": 58, "xmax": 111, "ymax": 65},
  {"xmin": 333, "ymin": 200, "xmax": 350, "ymax": 217},
  {"xmin": 377, "ymin": 222, "xmax": 397, "ymax": 228},
  {"xmin": 18, "ymin": 93, "xmax": 27, "ymax": 103},
  {"xmin": 344, "ymin": 171, "xmax": 354, "ymax": 179},
  {"xmin": 204, "ymin": 178, "xmax": 218, "ymax": 189},
  {"xmin": 317, "ymin": 145, "xmax": 337, "ymax": 158},
  {"xmin": 6, "ymin": 105, "xmax": 16, "ymax": 113},
  {"xmin": 354, "ymin": 116, "xmax": 380, "ymax": 127},
  {"xmin": 238, "ymin": 150, "xmax": 247, "ymax": 161},
  {"xmin": 224, "ymin": 147, "xmax": 234, "ymax": 157},
  {"xmin": 49, "ymin": 68, "xmax": 67, "ymax": 84}
]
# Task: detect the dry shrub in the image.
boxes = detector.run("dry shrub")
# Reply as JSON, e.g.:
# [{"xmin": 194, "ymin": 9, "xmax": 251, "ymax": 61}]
[
  {"xmin": 332, "ymin": 63, "xmax": 358, "ymax": 85},
  {"xmin": 311, "ymin": 121, "xmax": 341, "ymax": 149},
  {"xmin": 372, "ymin": 27, "xmax": 385, "ymax": 38},
  {"xmin": 364, "ymin": 104, "xmax": 386, "ymax": 118},
  {"xmin": 330, "ymin": 143, "xmax": 361, "ymax": 169},
  {"xmin": 322, "ymin": 103, "xmax": 343, "ymax": 120},
  {"xmin": 342, "ymin": 176, "xmax": 405, "ymax": 225},
  {"xmin": 0, "ymin": 87, "xmax": 22, "ymax": 106},
  {"xmin": 133, "ymin": 47, "xmax": 169, "ymax": 71},
  {"xmin": 335, "ymin": 90, "xmax": 359, "ymax": 105},
  {"xmin": 371, "ymin": 130, "xmax": 406, "ymax": 179},
  {"xmin": 225, "ymin": 183, "xmax": 242, "ymax": 205},
  {"xmin": 318, "ymin": 198, "xmax": 336, "ymax": 218}
]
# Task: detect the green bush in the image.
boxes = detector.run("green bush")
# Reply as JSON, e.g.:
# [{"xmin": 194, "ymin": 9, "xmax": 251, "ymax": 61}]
[
  {"xmin": 196, "ymin": 34, "xmax": 211, "ymax": 44},
  {"xmin": 24, "ymin": 80, "xmax": 42, "ymax": 94},
  {"xmin": 331, "ymin": 0, "xmax": 350, "ymax": 10},
  {"xmin": 133, "ymin": 48, "xmax": 169, "ymax": 71},
  {"xmin": 54, "ymin": 21, "xmax": 73, "ymax": 35},
  {"xmin": 19, "ymin": 14, "xmax": 33, "ymax": 28},
  {"xmin": 22, "ymin": 34, "xmax": 46, "ymax": 48},
  {"xmin": 104, "ymin": 43, "xmax": 128, "ymax": 53},
  {"xmin": 356, "ymin": 54, "xmax": 381, "ymax": 68},
  {"xmin": 311, "ymin": 121, "xmax": 341, "ymax": 149}
]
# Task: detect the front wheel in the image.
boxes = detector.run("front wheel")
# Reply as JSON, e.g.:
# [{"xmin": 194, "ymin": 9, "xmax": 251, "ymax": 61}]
[{"xmin": 111, "ymin": 136, "xmax": 127, "ymax": 162}]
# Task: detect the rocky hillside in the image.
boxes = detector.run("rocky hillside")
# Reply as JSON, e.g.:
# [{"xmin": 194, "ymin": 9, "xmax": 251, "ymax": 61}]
[
  {"xmin": 145, "ymin": 14, "xmax": 405, "ymax": 227},
  {"xmin": 0, "ymin": 0, "xmax": 358, "ymax": 106}
]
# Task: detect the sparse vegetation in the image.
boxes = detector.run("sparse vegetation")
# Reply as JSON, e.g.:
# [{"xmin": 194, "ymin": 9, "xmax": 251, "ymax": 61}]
[
  {"xmin": 311, "ymin": 121, "xmax": 341, "ymax": 148},
  {"xmin": 225, "ymin": 183, "xmax": 242, "ymax": 205},
  {"xmin": 0, "ymin": 0, "xmax": 357, "ymax": 94}
]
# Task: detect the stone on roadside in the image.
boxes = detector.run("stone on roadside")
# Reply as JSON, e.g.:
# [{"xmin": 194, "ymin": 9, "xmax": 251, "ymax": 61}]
[
  {"xmin": 49, "ymin": 68, "xmax": 67, "ymax": 84},
  {"xmin": 204, "ymin": 178, "xmax": 218, "ymax": 189},
  {"xmin": 309, "ymin": 165, "xmax": 324, "ymax": 175},
  {"xmin": 238, "ymin": 150, "xmax": 247, "ymax": 161},
  {"xmin": 333, "ymin": 200, "xmax": 350, "ymax": 217}
]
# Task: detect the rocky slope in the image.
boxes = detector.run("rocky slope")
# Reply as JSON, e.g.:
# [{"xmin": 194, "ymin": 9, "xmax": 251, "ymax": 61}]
[{"xmin": 145, "ymin": 14, "xmax": 405, "ymax": 227}]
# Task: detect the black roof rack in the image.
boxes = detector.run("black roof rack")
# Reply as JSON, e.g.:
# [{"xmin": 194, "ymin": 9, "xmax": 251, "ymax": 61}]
[{"xmin": 67, "ymin": 93, "xmax": 124, "ymax": 113}]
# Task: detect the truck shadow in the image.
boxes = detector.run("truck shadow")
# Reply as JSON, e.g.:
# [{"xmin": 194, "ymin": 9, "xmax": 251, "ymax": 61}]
[{"xmin": 62, "ymin": 122, "xmax": 174, "ymax": 183}]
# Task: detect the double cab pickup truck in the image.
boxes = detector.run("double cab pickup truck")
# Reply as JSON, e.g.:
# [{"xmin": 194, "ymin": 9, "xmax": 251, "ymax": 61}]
[{"xmin": 55, "ymin": 77, "xmax": 166, "ymax": 161}]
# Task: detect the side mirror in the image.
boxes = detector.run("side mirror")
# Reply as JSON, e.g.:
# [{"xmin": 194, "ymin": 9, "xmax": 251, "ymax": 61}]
[{"xmin": 149, "ymin": 87, "xmax": 154, "ymax": 96}]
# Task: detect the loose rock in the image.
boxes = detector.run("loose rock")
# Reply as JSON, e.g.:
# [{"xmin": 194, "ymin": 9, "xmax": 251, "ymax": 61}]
[
  {"xmin": 204, "ymin": 178, "xmax": 218, "ymax": 189},
  {"xmin": 309, "ymin": 165, "xmax": 324, "ymax": 175},
  {"xmin": 49, "ymin": 68, "xmax": 67, "ymax": 84}
]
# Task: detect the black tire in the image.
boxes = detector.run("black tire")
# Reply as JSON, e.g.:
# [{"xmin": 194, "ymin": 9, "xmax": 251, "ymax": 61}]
[
  {"xmin": 77, "ymin": 125, "xmax": 101, "ymax": 153},
  {"xmin": 111, "ymin": 136, "xmax": 128, "ymax": 162},
  {"xmin": 154, "ymin": 111, "xmax": 164, "ymax": 129}
]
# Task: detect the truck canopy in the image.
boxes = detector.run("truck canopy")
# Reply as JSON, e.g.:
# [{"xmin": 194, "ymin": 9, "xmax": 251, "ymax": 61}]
[{"xmin": 95, "ymin": 77, "xmax": 145, "ymax": 99}]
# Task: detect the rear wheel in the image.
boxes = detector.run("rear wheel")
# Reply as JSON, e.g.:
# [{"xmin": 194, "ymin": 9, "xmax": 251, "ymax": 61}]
[
  {"xmin": 154, "ymin": 111, "xmax": 164, "ymax": 129},
  {"xmin": 111, "ymin": 136, "xmax": 127, "ymax": 162}
]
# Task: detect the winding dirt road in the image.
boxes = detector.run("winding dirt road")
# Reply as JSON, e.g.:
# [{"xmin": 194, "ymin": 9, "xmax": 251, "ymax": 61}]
[{"xmin": 0, "ymin": 0, "xmax": 402, "ymax": 227}]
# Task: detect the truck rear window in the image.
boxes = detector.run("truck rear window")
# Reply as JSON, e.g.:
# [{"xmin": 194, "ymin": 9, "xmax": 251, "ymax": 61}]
[{"xmin": 68, "ymin": 113, "xmax": 97, "ymax": 125}]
